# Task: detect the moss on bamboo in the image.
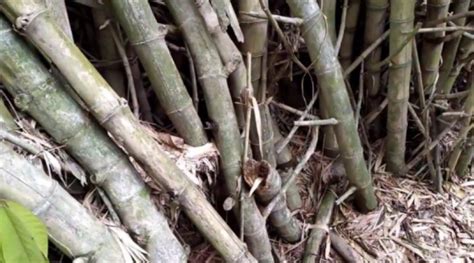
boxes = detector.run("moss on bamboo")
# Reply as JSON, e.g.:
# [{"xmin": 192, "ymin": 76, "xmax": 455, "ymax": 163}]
[
  {"xmin": 285, "ymin": 0, "xmax": 377, "ymax": 212},
  {"xmin": 110, "ymin": 0, "xmax": 208, "ymax": 146},
  {"xmin": 385, "ymin": 0, "xmax": 416, "ymax": 175},
  {"xmin": 0, "ymin": 2, "xmax": 255, "ymax": 261}
]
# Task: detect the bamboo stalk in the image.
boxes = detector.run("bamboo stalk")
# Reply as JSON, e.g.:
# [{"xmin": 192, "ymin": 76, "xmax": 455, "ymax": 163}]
[
  {"xmin": 438, "ymin": 20, "xmax": 474, "ymax": 95},
  {"xmin": 0, "ymin": 16, "xmax": 187, "ymax": 262},
  {"xmin": 164, "ymin": 0, "xmax": 272, "ymax": 261},
  {"xmin": 303, "ymin": 190, "xmax": 336, "ymax": 263},
  {"xmin": 449, "ymin": 73, "xmax": 473, "ymax": 176},
  {"xmin": 320, "ymin": 0, "xmax": 337, "ymax": 44},
  {"xmin": 363, "ymin": 0, "xmax": 389, "ymax": 99},
  {"xmin": 285, "ymin": 0, "xmax": 377, "ymax": 211},
  {"xmin": 0, "ymin": 99, "xmax": 16, "ymax": 130},
  {"xmin": 385, "ymin": 0, "xmax": 416, "ymax": 175},
  {"xmin": 437, "ymin": 0, "xmax": 472, "ymax": 94},
  {"xmin": 421, "ymin": 0, "xmax": 451, "ymax": 92},
  {"xmin": 92, "ymin": 8, "xmax": 126, "ymax": 97},
  {"xmin": 243, "ymin": 160, "xmax": 302, "ymax": 243},
  {"xmin": 45, "ymin": 0, "xmax": 72, "ymax": 39},
  {"xmin": 0, "ymin": 2, "xmax": 255, "ymax": 261},
  {"xmin": 0, "ymin": 142, "xmax": 126, "ymax": 262},
  {"xmin": 339, "ymin": 0, "xmax": 361, "ymax": 70},
  {"xmin": 109, "ymin": 0, "xmax": 207, "ymax": 147}
]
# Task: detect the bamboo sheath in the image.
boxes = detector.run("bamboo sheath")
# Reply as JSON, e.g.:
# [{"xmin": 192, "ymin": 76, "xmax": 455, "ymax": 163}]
[{"xmin": 0, "ymin": 1, "xmax": 255, "ymax": 261}]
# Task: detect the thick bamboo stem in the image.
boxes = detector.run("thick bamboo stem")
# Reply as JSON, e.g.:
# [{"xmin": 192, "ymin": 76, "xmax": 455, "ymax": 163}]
[
  {"xmin": 0, "ymin": 16, "xmax": 187, "ymax": 262},
  {"xmin": 0, "ymin": 2, "xmax": 255, "ymax": 261},
  {"xmin": 285, "ymin": 0, "xmax": 377, "ymax": 211},
  {"xmin": 421, "ymin": 0, "xmax": 451, "ymax": 92},
  {"xmin": 0, "ymin": 142, "xmax": 126, "ymax": 262},
  {"xmin": 0, "ymin": 99, "xmax": 15, "ymax": 130},
  {"xmin": 164, "ymin": 0, "xmax": 272, "ymax": 261},
  {"xmin": 385, "ymin": 0, "xmax": 416, "ymax": 175},
  {"xmin": 92, "ymin": 8, "xmax": 126, "ymax": 97},
  {"xmin": 437, "ymin": 0, "xmax": 472, "ymax": 94},
  {"xmin": 45, "ymin": 0, "xmax": 72, "ymax": 39},
  {"xmin": 243, "ymin": 160, "xmax": 302, "ymax": 243},
  {"xmin": 303, "ymin": 190, "xmax": 336, "ymax": 263},
  {"xmin": 110, "ymin": 0, "xmax": 208, "ymax": 146}
]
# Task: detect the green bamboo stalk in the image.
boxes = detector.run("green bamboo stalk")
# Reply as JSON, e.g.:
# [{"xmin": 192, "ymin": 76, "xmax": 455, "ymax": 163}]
[
  {"xmin": 420, "ymin": 0, "xmax": 451, "ymax": 92},
  {"xmin": 320, "ymin": 1, "xmax": 339, "ymax": 157},
  {"xmin": 449, "ymin": 73, "xmax": 473, "ymax": 176},
  {"xmin": 339, "ymin": 0, "xmax": 361, "ymax": 70},
  {"xmin": 244, "ymin": 160, "xmax": 302, "ymax": 243},
  {"xmin": 364, "ymin": 0, "xmax": 389, "ymax": 99},
  {"xmin": 0, "ymin": 2, "xmax": 255, "ymax": 261},
  {"xmin": 0, "ymin": 16, "xmax": 187, "ymax": 262},
  {"xmin": 165, "ymin": 1, "xmax": 273, "ymax": 261},
  {"xmin": 320, "ymin": 0, "xmax": 337, "ymax": 44},
  {"xmin": 92, "ymin": 8, "xmax": 126, "ymax": 97},
  {"xmin": 45, "ymin": 0, "xmax": 72, "ymax": 39},
  {"xmin": 385, "ymin": 0, "xmax": 416, "ymax": 175},
  {"xmin": 109, "ymin": 0, "xmax": 207, "ymax": 147},
  {"xmin": 437, "ymin": 0, "xmax": 471, "ymax": 94},
  {"xmin": 363, "ymin": 0, "xmax": 389, "ymax": 138},
  {"xmin": 196, "ymin": 0, "xmax": 246, "ymax": 128},
  {"xmin": 0, "ymin": 141, "xmax": 126, "ymax": 262},
  {"xmin": 455, "ymin": 132, "xmax": 473, "ymax": 176},
  {"xmin": 303, "ymin": 190, "xmax": 336, "ymax": 263},
  {"xmin": 438, "ymin": 20, "xmax": 474, "ymax": 95},
  {"xmin": 285, "ymin": 0, "xmax": 377, "ymax": 211},
  {"xmin": 271, "ymin": 119, "xmax": 303, "ymax": 211}
]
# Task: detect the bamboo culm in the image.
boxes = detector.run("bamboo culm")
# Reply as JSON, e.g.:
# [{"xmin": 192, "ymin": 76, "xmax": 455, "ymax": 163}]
[
  {"xmin": 285, "ymin": 0, "xmax": 377, "ymax": 212},
  {"xmin": 165, "ymin": 0, "xmax": 273, "ymax": 261},
  {"xmin": 110, "ymin": 0, "xmax": 208, "ymax": 147},
  {"xmin": 0, "ymin": 2, "xmax": 256, "ymax": 261},
  {"xmin": 385, "ymin": 0, "xmax": 416, "ymax": 175},
  {"xmin": 0, "ymin": 16, "xmax": 187, "ymax": 262}
]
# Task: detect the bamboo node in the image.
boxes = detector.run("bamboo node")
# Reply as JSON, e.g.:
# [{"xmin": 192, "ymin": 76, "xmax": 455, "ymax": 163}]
[
  {"xmin": 129, "ymin": 31, "xmax": 166, "ymax": 46},
  {"xmin": 13, "ymin": 8, "xmax": 48, "ymax": 33},
  {"xmin": 32, "ymin": 179, "xmax": 58, "ymax": 216},
  {"xmin": 301, "ymin": 10, "xmax": 323, "ymax": 36},
  {"xmin": 97, "ymin": 98, "xmax": 128, "ymax": 125}
]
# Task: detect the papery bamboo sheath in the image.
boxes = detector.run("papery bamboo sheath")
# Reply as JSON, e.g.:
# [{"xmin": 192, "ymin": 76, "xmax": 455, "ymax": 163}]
[
  {"xmin": 0, "ymin": 2, "xmax": 255, "ymax": 261},
  {"xmin": 285, "ymin": 0, "xmax": 377, "ymax": 211},
  {"xmin": 110, "ymin": 0, "xmax": 207, "ymax": 146},
  {"xmin": 0, "ymin": 16, "xmax": 187, "ymax": 262},
  {"xmin": 386, "ymin": 0, "xmax": 416, "ymax": 175},
  {"xmin": 164, "ymin": 0, "xmax": 273, "ymax": 261}
]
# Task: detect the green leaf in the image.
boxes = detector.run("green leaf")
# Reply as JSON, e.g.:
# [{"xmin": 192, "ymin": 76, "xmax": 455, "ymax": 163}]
[{"xmin": 0, "ymin": 201, "xmax": 48, "ymax": 263}]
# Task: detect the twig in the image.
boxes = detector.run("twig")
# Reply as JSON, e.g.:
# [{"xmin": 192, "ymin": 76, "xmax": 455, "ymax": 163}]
[
  {"xmin": 294, "ymin": 118, "xmax": 338, "ymax": 126},
  {"xmin": 418, "ymin": 26, "xmax": 474, "ymax": 33},
  {"xmin": 425, "ymin": 10, "xmax": 474, "ymax": 27},
  {"xmin": 335, "ymin": 0, "xmax": 348, "ymax": 53},
  {"xmin": 239, "ymin": 11, "xmax": 303, "ymax": 25},
  {"xmin": 270, "ymin": 100, "xmax": 318, "ymax": 119},
  {"xmin": 335, "ymin": 186, "xmax": 357, "ymax": 205}
]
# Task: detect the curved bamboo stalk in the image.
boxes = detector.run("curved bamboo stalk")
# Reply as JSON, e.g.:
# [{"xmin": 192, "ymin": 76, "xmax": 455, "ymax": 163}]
[
  {"xmin": 0, "ymin": 16, "xmax": 187, "ymax": 262},
  {"xmin": 285, "ymin": 0, "xmax": 377, "ymax": 211},
  {"xmin": 339, "ymin": 0, "xmax": 361, "ymax": 70},
  {"xmin": 421, "ymin": 0, "xmax": 451, "ymax": 92},
  {"xmin": 0, "ymin": 141, "xmax": 126, "ymax": 262},
  {"xmin": 92, "ymin": 8, "xmax": 126, "ymax": 97},
  {"xmin": 165, "ymin": 1, "xmax": 273, "ymax": 261},
  {"xmin": 109, "ymin": 0, "xmax": 208, "ymax": 147},
  {"xmin": 437, "ymin": 0, "xmax": 471, "ymax": 94},
  {"xmin": 303, "ymin": 190, "xmax": 335, "ymax": 263},
  {"xmin": 0, "ymin": 2, "xmax": 255, "ymax": 261},
  {"xmin": 385, "ymin": 0, "xmax": 416, "ymax": 175}
]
